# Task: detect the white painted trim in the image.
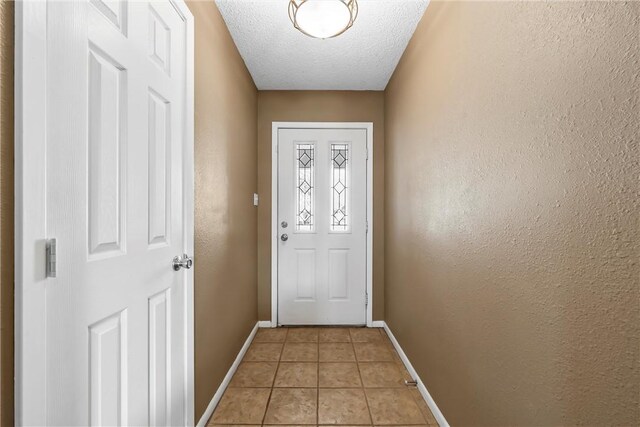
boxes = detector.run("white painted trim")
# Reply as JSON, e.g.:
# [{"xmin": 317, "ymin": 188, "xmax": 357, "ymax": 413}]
[
  {"xmin": 170, "ymin": 1, "xmax": 196, "ymax": 424},
  {"xmin": 370, "ymin": 320, "xmax": 385, "ymax": 328},
  {"xmin": 271, "ymin": 122, "xmax": 374, "ymax": 327},
  {"xmin": 382, "ymin": 322, "xmax": 449, "ymax": 427},
  {"xmin": 196, "ymin": 322, "xmax": 260, "ymax": 427},
  {"xmin": 258, "ymin": 320, "xmax": 274, "ymax": 328},
  {"xmin": 271, "ymin": 124, "xmax": 279, "ymax": 326},
  {"xmin": 364, "ymin": 124, "xmax": 374, "ymax": 328},
  {"xmin": 15, "ymin": 1, "xmax": 48, "ymax": 424},
  {"xmin": 15, "ymin": 1, "xmax": 195, "ymax": 424}
]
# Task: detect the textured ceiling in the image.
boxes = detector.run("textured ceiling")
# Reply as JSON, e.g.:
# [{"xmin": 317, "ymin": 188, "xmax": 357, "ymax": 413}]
[{"xmin": 215, "ymin": 0, "xmax": 430, "ymax": 90}]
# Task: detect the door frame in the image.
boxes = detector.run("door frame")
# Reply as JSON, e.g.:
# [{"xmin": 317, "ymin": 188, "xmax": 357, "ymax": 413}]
[
  {"xmin": 271, "ymin": 122, "xmax": 374, "ymax": 327},
  {"xmin": 14, "ymin": 1, "xmax": 195, "ymax": 424}
]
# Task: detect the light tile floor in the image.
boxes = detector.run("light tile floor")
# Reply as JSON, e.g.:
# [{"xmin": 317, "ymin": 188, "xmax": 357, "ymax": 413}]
[{"xmin": 208, "ymin": 327, "xmax": 438, "ymax": 426}]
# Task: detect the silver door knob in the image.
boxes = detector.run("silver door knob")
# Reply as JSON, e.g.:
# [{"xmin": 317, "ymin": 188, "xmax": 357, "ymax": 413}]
[
  {"xmin": 173, "ymin": 254, "xmax": 193, "ymax": 271},
  {"xmin": 281, "ymin": 234, "xmax": 289, "ymax": 242}
]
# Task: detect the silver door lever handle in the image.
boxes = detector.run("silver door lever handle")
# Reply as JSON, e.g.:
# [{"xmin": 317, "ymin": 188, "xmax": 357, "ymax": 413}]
[{"xmin": 173, "ymin": 254, "xmax": 193, "ymax": 271}]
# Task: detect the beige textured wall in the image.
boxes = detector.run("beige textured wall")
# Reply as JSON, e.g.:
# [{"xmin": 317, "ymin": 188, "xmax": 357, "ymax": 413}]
[
  {"xmin": 257, "ymin": 91, "xmax": 385, "ymax": 321},
  {"xmin": 0, "ymin": 1, "xmax": 13, "ymax": 424},
  {"xmin": 385, "ymin": 1, "xmax": 639, "ymax": 425},
  {"xmin": 186, "ymin": 2, "xmax": 258, "ymax": 421}
]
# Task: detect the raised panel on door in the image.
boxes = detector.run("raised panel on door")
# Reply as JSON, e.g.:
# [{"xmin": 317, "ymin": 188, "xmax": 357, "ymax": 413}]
[
  {"xmin": 90, "ymin": 0, "xmax": 128, "ymax": 35},
  {"xmin": 149, "ymin": 289, "xmax": 172, "ymax": 426},
  {"xmin": 328, "ymin": 249, "xmax": 349, "ymax": 300},
  {"xmin": 295, "ymin": 249, "xmax": 316, "ymax": 300},
  {"xmin": 148, "ymin": 4, "xmax": 171, "ymax": 75},
  {"xmin": 88, "ymin": 45, "xmax": 127, "ymax": 258},
  {"xmin": 89, "ymin": 310, "xmax": 128, "ymax": 426},
  {"xmin": 148, "ymin": 89, "xmax": 171, "ymax": 247}
]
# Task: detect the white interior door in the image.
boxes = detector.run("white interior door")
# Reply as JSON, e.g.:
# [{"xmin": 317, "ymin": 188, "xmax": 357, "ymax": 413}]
[
  {"xmin": 18, "ymin": 1, "xmax": 192, "ymax": 425},
  {"xmin": 277, "ymin": 128, "xmax": 368, "ymax": 325}
]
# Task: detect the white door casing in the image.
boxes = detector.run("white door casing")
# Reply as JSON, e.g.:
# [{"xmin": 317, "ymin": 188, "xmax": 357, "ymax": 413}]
[
  {"xmin": 273, "ymin": 124, "xmax": 373, "ymax": 326},
  {"xmin": 15, "ymin": 1, "xmax": 195, "ymax": 425}
]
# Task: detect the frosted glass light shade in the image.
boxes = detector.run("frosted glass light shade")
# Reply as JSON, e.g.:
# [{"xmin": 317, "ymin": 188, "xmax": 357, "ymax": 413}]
[{"xmin": 289, "ymin": 0, "xmax": 358, "ymax": 39}]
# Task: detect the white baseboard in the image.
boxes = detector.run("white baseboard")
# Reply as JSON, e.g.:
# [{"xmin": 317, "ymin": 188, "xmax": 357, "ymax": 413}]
[
  {"xmin": 257, "ymin": 320, "xmax": 274, "ymax": 328},
  {"xmin": 370, "ymin": 320, "xmax": 385, "ymax": 328},
  {"xmin": 382, "ymin": 322, "xmax": 449, "ymax": 427},
  {"xmin": 196, "ymin": 322, "xmax": 259, "ymax": 427}
]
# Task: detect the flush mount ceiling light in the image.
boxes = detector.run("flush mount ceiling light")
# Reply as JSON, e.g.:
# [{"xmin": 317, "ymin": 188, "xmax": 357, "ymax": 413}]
[{"xmin": 288, "ymin": 0, "xmax": 359, "ymax": 39}]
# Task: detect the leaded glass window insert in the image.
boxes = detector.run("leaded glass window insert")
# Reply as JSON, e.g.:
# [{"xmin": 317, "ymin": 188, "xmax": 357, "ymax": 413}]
[
  {"xmin": 331, "ymin": 144, "xmax": 349, "ymax": 231},
  {"xmin": 296, "ymin": 144, "xmax": 314, "ymax": 231}
]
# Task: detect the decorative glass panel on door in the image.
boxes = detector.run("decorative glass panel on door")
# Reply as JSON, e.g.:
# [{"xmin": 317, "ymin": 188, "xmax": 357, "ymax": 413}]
[
  {"xmin": 331, "ymin": 143, "xmax": 349, "ymax": 231},
  {"xmin": 296, "ymin": 143, "xmax": 314, "ymax": 231}
]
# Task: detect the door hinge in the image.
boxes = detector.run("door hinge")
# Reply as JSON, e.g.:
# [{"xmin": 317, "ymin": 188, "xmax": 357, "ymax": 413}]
[
  {"xmin": 366, "ymin": 220, "xmax": 369, "ymax": 234},
  {"xmin": 46, "ymin": 238, "xmax": 57, "ymax": 278},
  {"xmin": 366, "ymin": 148, "xmax": 369, "ymax": 160},
  {"xmin": 365, "ymin": 292, "xmax": 369, "ymax": 307}
]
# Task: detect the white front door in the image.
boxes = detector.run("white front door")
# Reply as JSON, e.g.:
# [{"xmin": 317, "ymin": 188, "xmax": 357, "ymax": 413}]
[
  {"xmin": 22, "ymin": 1, "xmax": 192, "ymax": 425},
  {"xmin": 277, "ymin": 128, "xmax": 368, "ymax": 325}
]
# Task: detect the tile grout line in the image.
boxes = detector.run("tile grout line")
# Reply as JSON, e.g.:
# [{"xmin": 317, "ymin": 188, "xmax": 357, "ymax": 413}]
[
  {"xmin": 261, "ymin": 328, "xmax": 287, "ymax": 426},
  {"xmin": 351, "ymin": 328, "xmax": 375, "ymax": 426}
]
